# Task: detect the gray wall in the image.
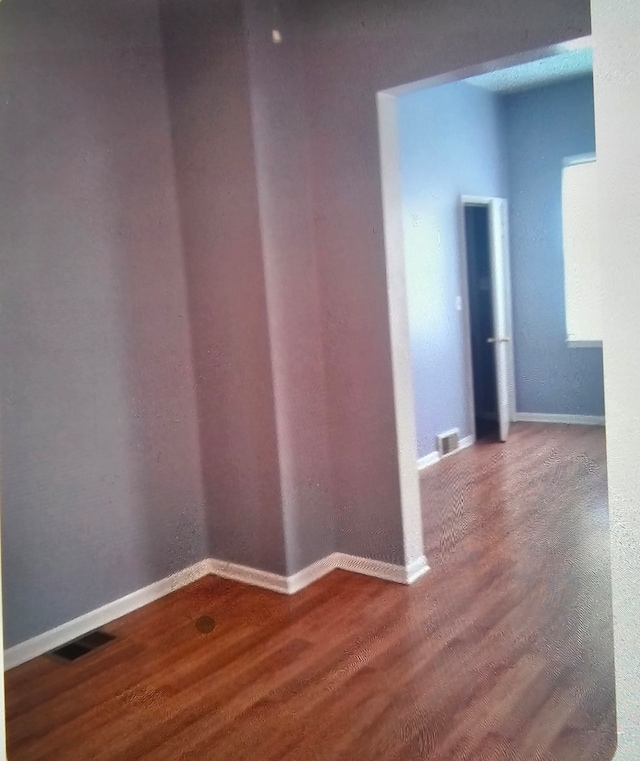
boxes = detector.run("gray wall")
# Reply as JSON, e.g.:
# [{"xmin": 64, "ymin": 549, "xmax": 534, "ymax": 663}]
[
  {"xmin": 0, "ymin": 0, "xmax": 207, "ymax": 648},
  {"xmin": 298, "ymin": 0, "xmax": 591, "ymax": 559},
  {"xmin": 397, "ymin": 81, "xmax": 507, "ymax": 459},
  {"xmin": 159, "ymin": 0, "xmax": 336, "ymax": 577},
  {"xmin": 504, "ymin": 75, "xmax": 605, "ymax": 416},
  {"xmin": 242, "ymin": 0, "xmax": 336, "ymax": 573},
  {"xmin": 0, "ymin": 0, "xmax": 593, "ymax": 647},
  {"xmin": 396, "ymin": 74, "xmax": 602, "ymax": 456},
  {"xmin": 159, "ymin": 0, "xmax": 289, "ymax": 575}
]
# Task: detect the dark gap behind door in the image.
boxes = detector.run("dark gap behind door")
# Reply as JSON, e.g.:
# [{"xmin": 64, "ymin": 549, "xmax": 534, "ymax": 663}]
[{"xmin": 464, "ymin": 205, "xmax": 499, "ymax": 441}]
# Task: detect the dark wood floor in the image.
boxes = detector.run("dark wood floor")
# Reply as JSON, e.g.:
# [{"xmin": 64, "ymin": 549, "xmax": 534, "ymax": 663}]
[{"xmin": 5, "ymin": 423, "xmax": 616, "ymax": 761}]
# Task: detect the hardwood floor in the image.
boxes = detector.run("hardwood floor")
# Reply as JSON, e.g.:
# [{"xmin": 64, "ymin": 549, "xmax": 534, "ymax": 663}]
[{"xmin": 4, "ymin": 423, "xmax": 616, "ymax": 760}]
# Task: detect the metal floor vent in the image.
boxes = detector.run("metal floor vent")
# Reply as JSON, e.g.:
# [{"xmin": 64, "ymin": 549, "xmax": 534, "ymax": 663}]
[
  {"xmin": 50, "ymin": 629, "xmax": 116, "ymax": 662},
  {"xmin": 437, "ymin": 429, "xmax": 460, "ymax": 457}
]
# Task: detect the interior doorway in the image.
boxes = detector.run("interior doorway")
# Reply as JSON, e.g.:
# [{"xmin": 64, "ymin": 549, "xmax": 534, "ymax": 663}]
[
  {"xmin": 380, "ymin": 41, "xmax": 604, "ymax": 473},
  {"xmin": 461, "ymin": 197, "xmax": 515, "ymax": 443},
  {"xmin": 376, "ymin": 34, "xmax": 615, "ymax": 761}
]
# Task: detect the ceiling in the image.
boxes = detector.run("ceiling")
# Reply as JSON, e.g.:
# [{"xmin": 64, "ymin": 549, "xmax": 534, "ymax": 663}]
[{"xmin": 465, "ymin": 48, "xmax": 592, "ymax": 94}]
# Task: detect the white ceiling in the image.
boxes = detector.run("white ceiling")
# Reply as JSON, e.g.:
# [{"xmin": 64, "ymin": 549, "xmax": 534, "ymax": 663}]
[{"xmin": 465, "ymin": 48, "xmax": 592, "ymax": 94}]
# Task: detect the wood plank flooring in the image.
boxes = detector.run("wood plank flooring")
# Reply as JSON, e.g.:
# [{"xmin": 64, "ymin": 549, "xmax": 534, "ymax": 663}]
[{"xmin": 4, "ymin": 423, "xmax": 616, "ymax": 760}]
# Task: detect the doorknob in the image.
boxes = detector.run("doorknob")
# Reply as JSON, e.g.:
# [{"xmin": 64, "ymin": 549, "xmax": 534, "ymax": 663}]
[{"xmin": 487, "ymin": 336, "xmax": 511, "ymax": 343}]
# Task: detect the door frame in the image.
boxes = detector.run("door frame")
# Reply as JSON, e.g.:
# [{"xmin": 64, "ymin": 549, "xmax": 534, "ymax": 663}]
[
  {"xmin": 375, "ymin": 42, "xmax": 570, "ymax": 567},
  {"xmin": 459, "ymin": 195, "xmax": 517, "ymax": 440}
]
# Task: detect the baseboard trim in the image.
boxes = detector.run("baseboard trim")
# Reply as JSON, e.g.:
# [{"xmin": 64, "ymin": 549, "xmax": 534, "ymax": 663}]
[
  {"xmin": 287, "ymin": 554, "xmax": 337, "ymax": 593},
  {"xmin": 334, "ymin": 552, "xmax": 429, "ymax": 584},
  {"xmin": 209, "ymin": 552, "xmax": 430, "ymax": 593},
  {"xmin": 448, "ymin": 434, "xmax": 475, "ymax": 455},
  {"xmin": 3, "ymin": 559, "xmax": 213, "ymax": 671},
  {"xmin": 404, "ymin": 554, "xmax": 431, "ymax": 583},
  {"xmin": 514, "ymin": 412, "xmax": 605, "ymax": 426},
  {"xmin": 208, "ymin": 558, "xmax": 291, "ymax": 594},
  {"xmin": 5, "ymin": 552, "xmax": 430, "ymax": 671},
  {"xmin": 418, "ymin": 434, "xmax": 475, "ymax": 473},
  {"xmin": 417, "ymin": 452, "xmax": 440, "ymax": 470}
]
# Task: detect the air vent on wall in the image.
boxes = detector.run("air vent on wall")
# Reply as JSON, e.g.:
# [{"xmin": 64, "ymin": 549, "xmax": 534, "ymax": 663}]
[{"xmin": 437, "ymin": 428, "xmax": 460, "ymax": 457}]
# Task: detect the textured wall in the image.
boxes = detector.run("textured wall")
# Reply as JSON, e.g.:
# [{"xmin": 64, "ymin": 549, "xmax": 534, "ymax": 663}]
[
  {"xmin": 159, "ymin": 0, "xmax": 288, "ymax": 575},
  {"xmin": 397, "ymin": 81, "xmax": 507, "ymax": 459},
  {"xmin": 0, "ymin": 0, "xmax": 207, "ymax": 647},
  {"xmin": 504, "ymin": 75, "xmax": 605, "ymax": 416},
  {"xmin": 243, "ymin": 0, "xmax": 335, "ymax": 574},
  {"xmin": 592, "ymin": 0, "xmax": 640, "ymax": 755}
]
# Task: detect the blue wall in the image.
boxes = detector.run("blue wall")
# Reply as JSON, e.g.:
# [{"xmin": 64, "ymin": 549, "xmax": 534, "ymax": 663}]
[
  {"xmin": 503, "ymin": 75, "xmax": 604, "ymax": 416},
  {"xmin": 399, "ymin": 74, "xmax": 604, "ymax": 461},
  {"xmin": 397, "ymin": 81, "xmax": 507, "ymax": 459}
]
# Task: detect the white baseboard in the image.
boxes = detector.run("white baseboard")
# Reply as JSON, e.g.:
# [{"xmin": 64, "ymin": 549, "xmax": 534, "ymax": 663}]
[
  {"xmin": 418, "ymin": 434, "xmax": 475, "ymax": 473},
  {"xmin": 514, "ymin": 412, "xmax": 605, "ymax": 426},
  {"xmin": 208, "ymin": 554, "xmax": 338, "ymax": 595},
  {"xmin": 287, "ymin": 554, "xmax": 337, "ymax": 593},
  {"xmin": 417, "ymin": 452, "xmax": 440, "ymax": 470},
  {"xmin": 209, "ymin": 552, "xmax": 429, "ymax": 592},
  {"xmin": 4, "ymin": 553, "xmax": 430, "ymax": 671},
  {"xmin": 404, "ymin": 554, "xmax": 431, "ymax": 583},
  {"xmin": 334, "ymin": 552, "xmax": 429, "ymax": 584},
  {"xmin": 3, "ymin": 559, "xmax": 213, "ymax": 671},
  {"xmin": 450, "ymin": 434, "xmax": 475, "ymax": 454},
  {"xmin": 208, "ymin": 558, "xmax": 291, "ymax": 594}
]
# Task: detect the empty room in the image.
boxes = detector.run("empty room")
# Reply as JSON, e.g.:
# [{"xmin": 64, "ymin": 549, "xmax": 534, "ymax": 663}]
[
  {"xmin": 396, "ymin": 48, "xmax": 604, "ymax": 465},
  {"xmin": 0, "ymin": 0, "xmax": 636, "ymax": 760}
]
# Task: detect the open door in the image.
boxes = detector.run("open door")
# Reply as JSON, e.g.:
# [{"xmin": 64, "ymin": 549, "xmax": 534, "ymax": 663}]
[{"xmin": 487, "ymin": 198, "xmax": 511, "ymax": 442}]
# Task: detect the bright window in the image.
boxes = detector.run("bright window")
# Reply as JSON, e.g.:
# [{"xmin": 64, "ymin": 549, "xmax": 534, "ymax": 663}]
[{"xmin": 562, "ymin": 156, "xmax": 602, "ymax": 345}]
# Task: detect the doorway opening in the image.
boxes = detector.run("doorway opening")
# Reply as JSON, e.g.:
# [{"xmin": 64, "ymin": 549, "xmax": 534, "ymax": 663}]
[
  {"xmin": 464, "ymin": 203, "xmax": 499, "ymax": 441},
  {"xmin": 379, "ymin": 41, "xmax": 605, "ymax": 470},
  {"xmin": 461, "ymin": 197, "xmax": 515, "ymax": 443},
  {"xmin": 377, "ymin": 36, "xmax": 615, "ymax": 761}
]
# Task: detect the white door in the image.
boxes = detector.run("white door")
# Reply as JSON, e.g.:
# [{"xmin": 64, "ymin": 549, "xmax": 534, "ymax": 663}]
[{"xmin": 487, "ymin": 198, "xmax": 511, "ymax": 442}]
